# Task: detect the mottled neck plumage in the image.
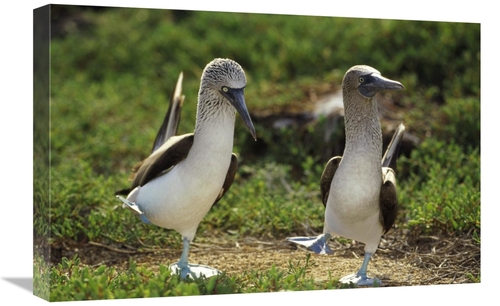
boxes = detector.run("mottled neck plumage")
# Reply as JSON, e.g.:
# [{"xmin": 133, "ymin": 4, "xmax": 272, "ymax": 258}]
[
  {"xmin": 192, "ymin": 86, "xmax": 236, "ymax": 150},
  {"xmin": 194, "ymin": 87, "xmax": 236, "ymax": 130},
  {"xmin": 342, "ymin": 91, "xmax": 382, "ymax": 159}
]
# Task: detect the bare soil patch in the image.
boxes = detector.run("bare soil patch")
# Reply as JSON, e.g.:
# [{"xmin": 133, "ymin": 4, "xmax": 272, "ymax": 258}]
[{"xmin": 49, "ymin": 228, "xmax": 480, "ymax": 287}]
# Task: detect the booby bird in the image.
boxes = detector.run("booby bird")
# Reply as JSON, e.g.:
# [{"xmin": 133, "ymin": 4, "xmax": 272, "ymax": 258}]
[
  {"xmin": 287, "ymin": 65, "xmax": 405, "ymax": 286},
  {"xmin": 116, "ymin": 58, "xmax": 257, "ymax": 279}
]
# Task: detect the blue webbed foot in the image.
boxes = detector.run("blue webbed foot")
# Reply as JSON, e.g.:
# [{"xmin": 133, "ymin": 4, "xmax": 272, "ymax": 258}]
[
  {"xmin": 116, "ymin": 195, "xmax": 151, "ymax": 224},
  {"xmin": 286, "ymin": 233, "xmax": 333, "ymax": 255},
  {"xmin": 169, "ymin": 263, "xmax": 221, "ymax": 279},
  {"xmin": 339, "ymin": 273, "xmax": 383, "ymax": 287},
  {"xmin": 169, "ymin": 237, "xmax": 221, "ymax": 279},
  {"xmin": 339, "ymin": 252, "xmax": 382, "ymax": 286}
]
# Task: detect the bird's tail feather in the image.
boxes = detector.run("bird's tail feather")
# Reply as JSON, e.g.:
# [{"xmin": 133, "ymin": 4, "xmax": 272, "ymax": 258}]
[
  {"xmin": 151, "ymin": 72, "xmax": 185, "ymax": 153},
  {"xmin": 381, "ymin": 122, "xmax": 405, "ymax": 169}
]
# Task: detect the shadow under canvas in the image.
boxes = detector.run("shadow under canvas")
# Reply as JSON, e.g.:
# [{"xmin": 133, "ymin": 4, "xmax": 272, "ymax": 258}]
[{"xmin": 3, "ymin": 277, "xmax": 33, "ymax": 293}]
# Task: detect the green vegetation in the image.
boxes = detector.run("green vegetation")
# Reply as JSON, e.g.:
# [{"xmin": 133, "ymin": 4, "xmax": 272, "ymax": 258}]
[
  {"xmin": 34, "ymin": 5, "xmax": 480, "ymax": 301},
  {"xmin": 40, "ymin": 253, "xmax": 348, "ymax": 300}
]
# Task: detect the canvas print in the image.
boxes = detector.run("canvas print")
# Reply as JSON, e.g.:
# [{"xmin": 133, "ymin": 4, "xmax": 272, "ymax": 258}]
[{"xmin": 33, "ymin": 4, "xmax": 480, "ymax": 302}]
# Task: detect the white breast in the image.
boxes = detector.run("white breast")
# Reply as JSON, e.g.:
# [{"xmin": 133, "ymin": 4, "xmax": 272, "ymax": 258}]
[
  {"xmin": 130, "ymin": 111, "xmax": 235, "ymax": 241},
  {"xmin": 324, "ymin": 152, "xmax": 383, "ymax": 251}
]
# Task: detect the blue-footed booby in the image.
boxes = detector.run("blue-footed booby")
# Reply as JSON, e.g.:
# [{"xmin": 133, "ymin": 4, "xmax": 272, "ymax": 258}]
[
  {"xmin": 287, "ymin": 65, "xmax": 405, "ymax": 286},
  {"xmin": 116, "ymin": 58, "xmax": 256, "ymax": 279}
]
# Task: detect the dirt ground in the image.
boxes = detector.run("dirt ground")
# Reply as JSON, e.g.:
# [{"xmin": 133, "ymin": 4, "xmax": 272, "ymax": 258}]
[{"xmin": 52, "ymin": 227, "xmax": 480, "ymax": 287}]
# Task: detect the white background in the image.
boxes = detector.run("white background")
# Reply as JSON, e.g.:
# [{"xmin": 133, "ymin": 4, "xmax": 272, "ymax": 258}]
[{"xmin": 1, "ymin": 1, "xmax": 493, "ymax": 305}]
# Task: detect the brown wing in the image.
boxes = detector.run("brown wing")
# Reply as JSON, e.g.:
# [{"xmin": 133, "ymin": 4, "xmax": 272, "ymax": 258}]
[
  {"xmin": 379, "ymin": 167, "xmax": 398, "ymax": 234},
  {"xmin": 378, "ymin": 123, "xmax": 404, "ymax": 233},
  {"xmin": 131, "ymin": 133, "xmax": 194, "ymax": 189},
  {"xmin": 115, "ymin": 72, "xmax": 186, "ymax": 196},
  {"xmin": 152, "ymin": 72, "xmax": 185, "ymax": 153},
  {"xmin": 320, "ymin": 156, "xmax": 342, "ymax": 207},
  {"xmin": 382, "ymin": 122, "xmax": 405, "ymax": 169},
  {"xmin": 212, "ymin": 153, "xmax": 238, "ymax": 207}
]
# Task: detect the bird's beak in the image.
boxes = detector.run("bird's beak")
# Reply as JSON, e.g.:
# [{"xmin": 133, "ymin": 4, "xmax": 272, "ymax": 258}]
[
  {"xmin": 358, "ymin": 74, "xmax": 405, "ymax": 98},
  {"xmin": 224, "ymin": 88, "xmax": 257, "ymax": 141}
]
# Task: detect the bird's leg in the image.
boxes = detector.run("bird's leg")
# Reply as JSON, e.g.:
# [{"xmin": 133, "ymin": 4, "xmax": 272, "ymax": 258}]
[
  {"xmin": 355, "ymin": 252, "xmax": 372, "ymax": 279},
  {"xmin": 339, "ymin": 252, "xmax": 382, "ymax": 286},
  {"xmin": 177, "ymin": 237, "xmax": 190, "ymax": 269},
  {"xmin": 169, "ymin": 237, "xmax": 191, "ymax": 278},
  {"xmin": 169, "ymin": 237, "xmax": 221, "ymax": 279}
]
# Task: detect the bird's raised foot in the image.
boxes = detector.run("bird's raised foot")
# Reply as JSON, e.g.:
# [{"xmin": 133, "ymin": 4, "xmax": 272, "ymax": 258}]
[
  {"xmin": 339, "ymin": 273, "xmax": 383, "ymax": 287},
  {"xmin": 169, "ymin": 262, "xmax": 221, "ymax": 279},
  {"xmin": 286, "ymin": 234, "xmax": 333, "ymax": 255},
  {"xmin": 115, "ymin": 195, "xmax": 150, "ymax": 224}
]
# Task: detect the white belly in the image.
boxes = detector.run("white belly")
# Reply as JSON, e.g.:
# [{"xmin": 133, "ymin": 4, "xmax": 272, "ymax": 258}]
[
  {"xmin": 127, "ymin": 109, "xmax": 236, "ymax": 241},
  {"xmin": 131, "ymin": 154, "xmax": 230, "ymax": 240},
  {"xmin": 324, "ymin": 207, "xmax": 383, "ymax": 254},
  {"xmin": 324, "ymin": 156, "xmax": 384, "ymax": 253}
]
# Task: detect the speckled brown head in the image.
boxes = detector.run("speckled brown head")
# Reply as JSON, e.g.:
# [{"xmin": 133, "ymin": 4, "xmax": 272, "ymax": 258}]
[
  {"xmin": 198, "ymin": 58, "xmax": 256, "ymax": 140},
  {"xmin": 342, "ymin": 65, "xmax": 405, "ymax": 99}
]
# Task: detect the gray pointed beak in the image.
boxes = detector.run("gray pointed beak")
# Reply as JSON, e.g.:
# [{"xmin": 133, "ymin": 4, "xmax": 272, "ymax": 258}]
[
  {"xmin": 358, "ymin": 74, "xmax": 405, "ymax": 98},
  {"xmin": 223, "ymin": 88, "xmax": 257, "ymax": 141}
]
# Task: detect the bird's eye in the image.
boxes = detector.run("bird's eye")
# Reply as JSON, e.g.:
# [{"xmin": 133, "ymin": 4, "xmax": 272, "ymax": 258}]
[
  {"xmin": 222, "ymin": 86, "xmax": 229, "ymax": 92},
  {"xmin": 359, "ymin": 77, "xmax": 364, "ymax": 83}
]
